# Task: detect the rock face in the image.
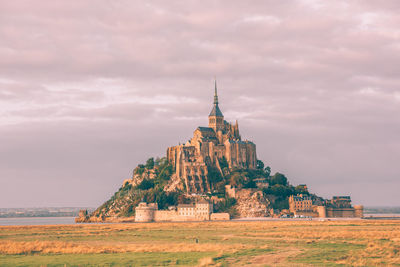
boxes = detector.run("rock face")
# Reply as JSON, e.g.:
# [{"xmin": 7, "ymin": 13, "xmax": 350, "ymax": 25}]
[
  {"xmin": 75, "ymin": 210, "xmax": 89, "ymax": 223},
  {"xmin": 163, "ymin": 173, "xmax": 184, "ymax": 192},
  {"xmin": 95, "ymin": 192, "xmax": 132, "ymax": 218},
  {"xmin": 125, "ymin": 168, "xmax": 157, "ymax": 188},
  {"xmin": 235, "ymin": 189, "xmax": 271, "ymax": 218}
]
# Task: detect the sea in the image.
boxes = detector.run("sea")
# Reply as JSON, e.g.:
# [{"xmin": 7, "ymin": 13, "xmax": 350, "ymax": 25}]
[{"xmin": 0, "ymin": 217, "xmax": 76, "ymax": 226}]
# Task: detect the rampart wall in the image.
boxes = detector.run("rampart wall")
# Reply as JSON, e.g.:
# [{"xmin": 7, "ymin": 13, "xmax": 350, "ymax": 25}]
[{"xmin": 210, "ymin": 213, "xmax": 230, "ymax": 220}]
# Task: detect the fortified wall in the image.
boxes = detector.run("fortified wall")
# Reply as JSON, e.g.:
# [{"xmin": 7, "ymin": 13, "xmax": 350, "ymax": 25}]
[{"xmin": 135, "ymin": 200, "xmax": 229, "ymax": 222}]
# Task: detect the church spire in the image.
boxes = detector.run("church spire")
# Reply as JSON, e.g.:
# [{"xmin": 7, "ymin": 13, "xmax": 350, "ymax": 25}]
[
  {"xmin": 209, "ymin": 79, "xmax": 224, "ymax": 131},
  {"xmin": 214, "ymin": 79, "xmax": 218, "ymax": 105},
  {"xmin": 209, "ymin": 79, "xmax": 223, "ymax": 118}
]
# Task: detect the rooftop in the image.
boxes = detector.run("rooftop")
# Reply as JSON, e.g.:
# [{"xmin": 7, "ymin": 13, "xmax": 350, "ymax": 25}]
[
  {"xmin": 209, "ymin": 104, "xmax": 224, "ymax": 117},
  {"xmin": 197, "ymin": 127, "xmax": 214, "ymax": 132},
  {"xmin": 177, "ymin": 204, "xmax": 195, "ymax": 208}
]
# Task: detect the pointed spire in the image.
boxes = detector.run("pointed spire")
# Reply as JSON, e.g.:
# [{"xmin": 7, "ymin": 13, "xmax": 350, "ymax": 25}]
[
  {"xmin": 209, "ymin": 78, "xmax": 223, "ymax": 117},
  {"xmin": 214, "ymin": 79, "xmax": 218, "ymax": 105}
]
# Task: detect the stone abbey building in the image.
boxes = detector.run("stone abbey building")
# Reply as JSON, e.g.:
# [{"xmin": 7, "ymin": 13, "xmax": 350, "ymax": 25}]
[{"xmin": 167, "ymin": 82, "xmax": 257, "ymax": 194}]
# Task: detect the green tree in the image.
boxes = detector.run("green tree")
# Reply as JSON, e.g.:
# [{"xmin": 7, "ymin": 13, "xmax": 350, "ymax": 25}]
[
  {"xmin": 270, "ymin": 184, "xmax": 291, "ymax": 197},
  {"xmin": 137, "ymin": 179, "xmax": 154, "ymax": 190},
  {"xmin": 214, "ymin": 197, "xmax": 238, "ymax": 217},
  {"xmin": 219, "ymin": 156, "xmax": 229, "ymax": 170},
  {"xmin": 229, "ymin": 172, "xmax": 246, "ymax": 188},
  {"xmin": 269, "ymin": 172, "xmax": 288, "ymax": 186},
  {"xmin": 208, "ymin": 166, "xmax": 223, "ymax": 188},
  {"xmin": 243, "ymin": 178, "xmax": 257, "ymax": 188},
  {"xmin": 215, "ymin": 181, "xmax": 226, "ymax": 193},
  {"xmin": 294, "ymin": 185, "xmax": 309, "ymax": 195},
  {"xmin": 264, "ymin": 166, "xmax": 271, "ymax": 177},
  {"xmin": 145, "ymin": 158, "xmax": 155, "ymax": 169},
  {"xmin": 156, "ymin": 163, "xmax": 173, "ymax": 184},
  {"xmin": 273, "ymin": 198, "xmax": 289, "ymax": 210},
  {"xmin": 134, "ymin": 164, "xmax": 145, "ymax": 175},
  {"xmin": 256, "ymin": 160, "xmax": 264, "ymax": 170}
]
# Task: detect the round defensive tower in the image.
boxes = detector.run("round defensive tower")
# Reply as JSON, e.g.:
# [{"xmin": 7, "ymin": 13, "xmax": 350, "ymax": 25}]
[
  {"xmin": 316, "ymin": 206, "xmax": 327, "ymax": 218},
  {"xmin": 354, "ymin": 205, "xmax": 364, "ymax": 218},
  {"xmin": 135, "ymin": 202, "xmax": 155, "ymax": 222}
]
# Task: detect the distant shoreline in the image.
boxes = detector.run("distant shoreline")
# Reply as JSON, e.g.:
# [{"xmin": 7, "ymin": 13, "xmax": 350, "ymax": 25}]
[
  {"xmin": 0, "ymin": 207, "xmax": 94, "ymax": 219},
  {"xmin": 0, "ymin": 214, "xmax": 78, "ymax": 218},
  {"xmin": 0, "ymin": 216, "xmax": 76, "ymax": 226}
]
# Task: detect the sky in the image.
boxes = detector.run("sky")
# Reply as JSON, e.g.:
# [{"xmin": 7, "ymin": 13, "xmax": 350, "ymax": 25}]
[{"xmin": 1, "ymin": 0, "xmax": 399, "ymax": 208}]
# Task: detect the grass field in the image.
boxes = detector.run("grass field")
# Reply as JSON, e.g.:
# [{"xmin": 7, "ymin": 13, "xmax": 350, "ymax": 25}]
[{"xmin": 0, "ymin": 220, "xmax": 399, "ymax": 266}]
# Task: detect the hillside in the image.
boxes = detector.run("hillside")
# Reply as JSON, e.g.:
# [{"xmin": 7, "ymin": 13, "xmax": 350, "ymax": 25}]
[{"xmin": 81, "ymin": 157, "xmax": 317, "ymax": 222}]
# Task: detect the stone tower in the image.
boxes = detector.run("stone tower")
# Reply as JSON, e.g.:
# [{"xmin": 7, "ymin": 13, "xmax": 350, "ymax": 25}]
[{"xmin": 208, "ymin": 81, "xmax": 224, "ymax": 131}]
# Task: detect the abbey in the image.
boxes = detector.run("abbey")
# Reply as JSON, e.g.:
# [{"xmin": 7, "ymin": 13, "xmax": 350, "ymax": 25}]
[{"xmin": 167, "ymin": 82, "xmax": 257, "ymax": 194}]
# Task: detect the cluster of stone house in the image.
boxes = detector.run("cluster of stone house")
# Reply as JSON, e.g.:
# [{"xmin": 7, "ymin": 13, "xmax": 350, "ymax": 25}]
[
  {"xmin": 135, "ymin": 199, "xmax": 230, "ymax": 222},
  {"xmin": 289, "ymin": 194, "xmax": 363, "ymax": 218}
]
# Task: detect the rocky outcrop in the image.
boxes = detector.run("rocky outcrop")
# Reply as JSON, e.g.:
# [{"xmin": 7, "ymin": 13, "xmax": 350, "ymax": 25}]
[
  {"xmin": 75, "ymin": 210, "xmax": 89, "ymax": 223},
  {"xmin": 164, "ymin": 173, "xmax": 184, "ymax": 192},
  {"xmin": 125, "ymin": 168, "xmax": 157, "ymax": 187},
  {"xmin": 235, "ymin": 189, "xmax": 271, "ymax": 218},
  {"xmin": 90, "ymin": 184, "xmax": 136, "ymax": 219}
]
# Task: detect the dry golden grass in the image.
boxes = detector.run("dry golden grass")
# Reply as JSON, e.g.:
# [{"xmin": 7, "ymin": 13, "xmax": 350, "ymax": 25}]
[
  {"xmin": 197, "ymin": 257, "xmax": 216, "ymax": 266},
  {"xmin": 336, "ymin": 240, "xmax": 400, "ymax": 266},
  {"xmin": 0, "ymin": 240, "xmax": 250, "ymax": 255},
  {"xmin": 1, "ymin": 220, "xmax": 400, "ymax": 266}
]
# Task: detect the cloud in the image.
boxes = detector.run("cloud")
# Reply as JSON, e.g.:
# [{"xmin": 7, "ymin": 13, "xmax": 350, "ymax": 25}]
[
  {"xmin": 240, "ymin": 15, "xmax": 281, "ymax": 25},
  {"xmin": 0, "ymin": 0, "xmax": 399, "ymax": 207}
]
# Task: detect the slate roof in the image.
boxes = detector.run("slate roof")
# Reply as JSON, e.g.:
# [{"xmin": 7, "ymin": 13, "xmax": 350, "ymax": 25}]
[
  {"xmin": 197, "ymin": 127, "xmax": 214, "ymax": 132},
  {"xmin": 209, "ymin": 104, "xmax": 224, "ymax": 117}
]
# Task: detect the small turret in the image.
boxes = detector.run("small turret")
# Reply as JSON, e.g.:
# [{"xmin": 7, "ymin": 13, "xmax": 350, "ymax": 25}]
[{"xmin": 234, "ymin": 120, "xmax": 241, "ymax": 140}]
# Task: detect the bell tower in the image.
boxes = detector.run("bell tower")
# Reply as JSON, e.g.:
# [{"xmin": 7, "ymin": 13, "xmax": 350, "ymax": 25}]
[{"xmin": 208, "ymin": 80, "xmax": 224, "ymax": 131}]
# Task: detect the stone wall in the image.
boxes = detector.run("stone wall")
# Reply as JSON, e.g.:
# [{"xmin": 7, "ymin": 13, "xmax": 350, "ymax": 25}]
[
  {"xmin": 312, "ymin": 205, "xmax": 364, "ymax": 218},
  {"xmin": 153, "ymin": 210, "xmax": 178, "ymax": 222},
  {"xmin": 326, "ymin": 207, "xmax": 356, "ymax": 218},
  {"xmin": 210, "ymin": 213, "xmax": 230, "ymax": 220},
  {"xmin": 135, "ymin": 201, "xmax": 216, "ymax": 222}
]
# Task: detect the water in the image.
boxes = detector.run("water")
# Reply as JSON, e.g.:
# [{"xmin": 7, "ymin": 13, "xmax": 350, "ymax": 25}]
[
  {"xmin": 364, "ymin": 213, "xmax": 400, "ymax": 218},
  {"xmin": 0, "ymin": 217, "xmax": 76, "ymax": 226}
]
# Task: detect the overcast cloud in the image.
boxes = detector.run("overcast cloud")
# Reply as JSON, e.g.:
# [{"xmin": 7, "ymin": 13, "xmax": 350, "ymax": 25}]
[{"xmin": 0, "ymin": 0, "xmax": 399, "ymax": 207}]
